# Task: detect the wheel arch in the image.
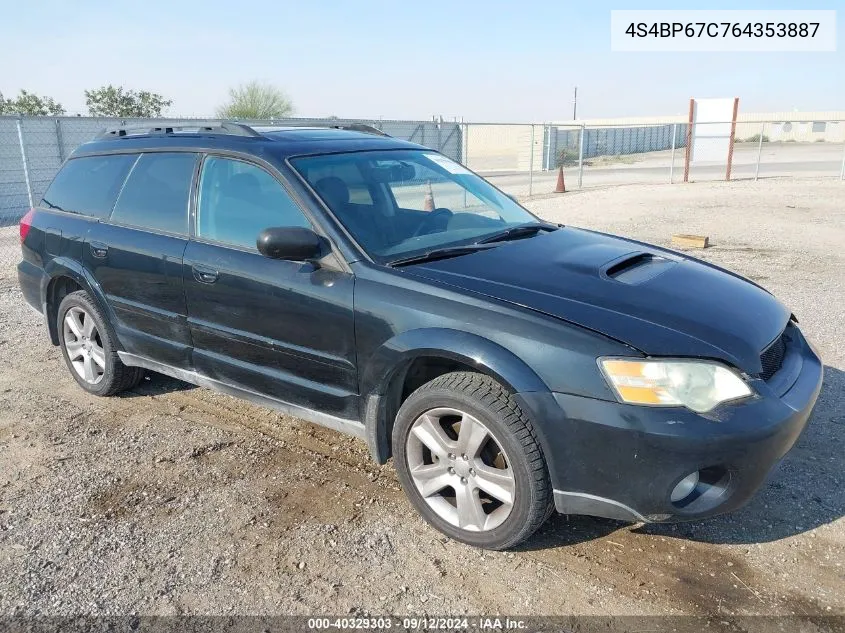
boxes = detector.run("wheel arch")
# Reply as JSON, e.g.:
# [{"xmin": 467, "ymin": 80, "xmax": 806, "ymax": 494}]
[
  {"xmin": 42, "ymin": 258, "xmax": 114, "ymax": 346},
  {"xmin": 360, "ymin": 328, "xmax": 550, "ymax": 464}
]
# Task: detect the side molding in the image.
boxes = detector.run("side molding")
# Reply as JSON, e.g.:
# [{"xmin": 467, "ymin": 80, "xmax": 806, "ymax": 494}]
[
  {"xmin": 119, "ymin": 352, "xmax": 366, "ymax": 439},
  {"xmin": 553, "ymin": 490, "xmax": 648, "ymax": 523}
]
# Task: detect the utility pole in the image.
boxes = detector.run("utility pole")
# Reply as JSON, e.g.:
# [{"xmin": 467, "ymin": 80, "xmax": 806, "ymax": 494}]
[{"xmin": 572, "ymin": 86, "xmax": 578, "ymax": 120}]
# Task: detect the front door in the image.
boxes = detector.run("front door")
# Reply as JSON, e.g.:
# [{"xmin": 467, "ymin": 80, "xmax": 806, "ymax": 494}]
[{"xmin": 182, "ymin": 155, "xmax": 358, "ymax": 419}]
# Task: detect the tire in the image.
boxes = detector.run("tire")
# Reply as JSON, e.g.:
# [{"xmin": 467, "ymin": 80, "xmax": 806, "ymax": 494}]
[
  {"xmin": 392, "ymin": 371, "xmax": 553, "ymax": 550},
  {"xmin": 57, "ymin": 290, "xmax": 145, "ymax": 396}
]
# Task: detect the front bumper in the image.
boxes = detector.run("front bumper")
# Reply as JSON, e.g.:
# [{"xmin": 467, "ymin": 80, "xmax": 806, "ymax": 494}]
[{"xmin": 516, "ymin": 323, "xmax": 823, "ymax": 523}]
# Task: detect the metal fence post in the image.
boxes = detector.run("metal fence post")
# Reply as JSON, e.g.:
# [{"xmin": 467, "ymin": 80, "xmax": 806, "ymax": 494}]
[
  {"xmin": 55, "ymin": 118, "xmax": 65, "ymax": 162},
  {"xmin": 16, "ymin": 117, "xmax": 34, "ymax": 209},
  {"xmin": 840, "ymin": 139, "xmax": 845, "ymax": 181},
  {"xmin": 754, "ymin": 121, "xmax": 766, "ymax": 181},
  {"xmin": 543, "ymin": 124, "xmax": 550, "ymax": 171},
  {"xmin": 669, "ymin": 123, "xmax": 677, "ymax": 184},
  {"xmin": 577, "ymin": 124, "xmax": 585, "ymax": 188},
  {"xmin": 528, "ymin": 124, "xmax": 535, "ymax": 197},
  {"xmin": 461, "ymin": 121, "xmax": 469, "ymax": 207}
]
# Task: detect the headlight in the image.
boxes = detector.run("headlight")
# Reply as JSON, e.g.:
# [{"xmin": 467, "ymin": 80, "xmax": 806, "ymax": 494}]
[{"xmin": 599, "ymin": 358, "xmax": 753, "ymax": 413}]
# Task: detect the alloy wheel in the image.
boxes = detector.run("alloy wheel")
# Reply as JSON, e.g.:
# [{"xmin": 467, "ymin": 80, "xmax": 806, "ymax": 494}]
[
  {"xmin": 406, "ymin": 407, "xmax": 515, "ymax": 532},
  {"xmin": 62, "ymin": 306, "xmax": 106, "ymax": 385}
]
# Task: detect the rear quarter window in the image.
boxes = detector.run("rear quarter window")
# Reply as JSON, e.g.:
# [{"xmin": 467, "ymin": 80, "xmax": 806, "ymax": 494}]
[
  {"xmin": 110, "ymin": 152, "xmax": 198, "ymax": 236},
  {"xmin": 40, "ymin": 154, "xmax": 138, "ymax": 218}
]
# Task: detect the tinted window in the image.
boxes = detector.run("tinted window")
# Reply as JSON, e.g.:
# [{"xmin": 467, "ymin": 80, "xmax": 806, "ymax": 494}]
[
  {"xmin": 110, "ymin": 152, "xmax": 197, "ymax": 235},
  {"xmin": 197, "ymin": 156, "xmax": 310, "ymax": 250},
  {"xmin": 40, "ymin": 154, "xmax": 137, "ymax": 218}
]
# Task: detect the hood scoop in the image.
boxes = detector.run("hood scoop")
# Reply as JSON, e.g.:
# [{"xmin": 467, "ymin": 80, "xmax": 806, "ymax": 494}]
[{"xmin": 603, "ymin": 252, "xmax": 677, "ymax": 285}]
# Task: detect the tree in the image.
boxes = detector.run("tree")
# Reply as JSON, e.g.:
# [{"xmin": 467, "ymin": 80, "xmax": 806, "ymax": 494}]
[
  {"xmin": 84, "ymin": 85, "xmax": 172, "ymax": 117},
  {"xmin": 0, "ymin": 90, "xmax": 65, "ymax": 116},
  {"xmin": 216, "ymin": 81, "xmax": 294, "ymax": 119}
]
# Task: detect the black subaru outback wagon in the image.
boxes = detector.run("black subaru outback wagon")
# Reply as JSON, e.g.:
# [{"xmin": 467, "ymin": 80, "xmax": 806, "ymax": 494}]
[{"xmin": 18, "ymin": 122, "xmax": 822, "ymax": 549}]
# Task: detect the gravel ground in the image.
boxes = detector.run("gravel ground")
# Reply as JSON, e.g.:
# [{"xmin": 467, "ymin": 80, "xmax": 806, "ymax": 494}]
[{"xmin": 0, "ymin": 178, "xmax": 843, "ymax": 617}]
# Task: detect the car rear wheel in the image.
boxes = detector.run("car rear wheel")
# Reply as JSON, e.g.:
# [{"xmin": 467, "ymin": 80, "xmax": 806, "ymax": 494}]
[
  {"xmin": 392, "ymin": 371, "xmax": 553, "ymax": 549},
  {"xmin": 57, "ymin": 290, "xmax": 144, "ymax": 396}
]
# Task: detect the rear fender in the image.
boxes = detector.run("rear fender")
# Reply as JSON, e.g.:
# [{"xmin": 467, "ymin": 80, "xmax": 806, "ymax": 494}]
[{"xmin": 42, "ymin": 257, "xmax": 116, "ymax": 346}]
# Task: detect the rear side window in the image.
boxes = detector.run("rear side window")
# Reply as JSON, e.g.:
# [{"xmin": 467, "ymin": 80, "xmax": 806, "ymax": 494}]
[
  {"xmin": 40, "ymin": 154, "xmax": 137, "ymax": 218},
  {"xmin": 110, "ymin": 152, "xmax": 198, "ymax": 236}
]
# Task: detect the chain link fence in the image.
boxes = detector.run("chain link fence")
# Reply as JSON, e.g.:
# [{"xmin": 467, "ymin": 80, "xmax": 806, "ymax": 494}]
[
  {"xmin": 466, "ymin": 120, "xmax": 845, "ymax": 198},
  {"xmin": 2, "ymin": 115, "xmax": 844, "ymax": 269}
]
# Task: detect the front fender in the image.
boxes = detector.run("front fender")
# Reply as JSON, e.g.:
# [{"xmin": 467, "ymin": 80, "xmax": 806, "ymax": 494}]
[
  {"xmin": 359, "ymin": 328, "xmax": 551, "ymax": 463},
  {"xmin": 361, "ymin": 327, "xmax": 549, "ymax": 397}
]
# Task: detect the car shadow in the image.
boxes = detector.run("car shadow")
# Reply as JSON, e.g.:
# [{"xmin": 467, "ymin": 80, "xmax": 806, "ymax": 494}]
[
  {"xmin": 517, "ymin": 514, "xmax": 626, "ymax": 550},
  {"xmin": 520, "ymin": 365, "xmax": 844, "ymax": 550},
  {"xmin": 117, "ymin": 371, "xmax": 198, "ymax": 398},
  {"xmin": 114, "ymin": 359, "xmax": 844, "ymax": 548}
]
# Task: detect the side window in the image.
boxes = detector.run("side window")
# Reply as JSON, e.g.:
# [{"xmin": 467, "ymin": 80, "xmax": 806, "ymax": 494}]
[
  {"xmin": 40, "ymin": 154, "xmax": 137, "ymax": 218},
  {"xmin": 197, "ymin": 156, "xmax": 310, "ymax": 250},
  {"xmin": 110, "ymin": 152, "xmax": 197, "ymax": 235}
]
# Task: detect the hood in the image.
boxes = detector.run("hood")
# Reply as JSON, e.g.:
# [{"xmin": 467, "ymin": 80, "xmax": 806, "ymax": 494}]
[{"xmin": 402, "ymin": 227, "xmax": 790, "ymax": 374}]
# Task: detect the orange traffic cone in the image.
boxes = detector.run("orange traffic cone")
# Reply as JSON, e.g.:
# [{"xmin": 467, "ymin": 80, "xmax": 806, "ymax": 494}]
[
  {"xmin": 555, "ymin": 166, "xmax": 566, "ymax": 193},
  {"xmin": 423, "ymin": 180, "xmax": 435, "ymax": 211}
]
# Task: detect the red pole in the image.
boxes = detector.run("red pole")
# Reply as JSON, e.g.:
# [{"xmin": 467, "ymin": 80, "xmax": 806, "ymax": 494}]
[
  {"xmin": 725, "ymin": 97, "xmax": 740, "ymax": 181},
  {"xmin": 683, "ymin": 98, "xmax": 694, "ymax": 183}
]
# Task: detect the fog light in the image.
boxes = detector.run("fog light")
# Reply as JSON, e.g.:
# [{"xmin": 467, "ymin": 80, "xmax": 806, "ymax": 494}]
[{"xmin": 670, "ymin": 471, "xmax": 700, "ymax": 503}]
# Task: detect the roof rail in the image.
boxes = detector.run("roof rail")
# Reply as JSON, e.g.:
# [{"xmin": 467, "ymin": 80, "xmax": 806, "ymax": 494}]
[
  {"xmin": 95, "ymin": 120, "xmax": 262, "ymax": 140},
  {"xmin": 328, "ymin": 123, "xmax": 390, "ymax": 137}
]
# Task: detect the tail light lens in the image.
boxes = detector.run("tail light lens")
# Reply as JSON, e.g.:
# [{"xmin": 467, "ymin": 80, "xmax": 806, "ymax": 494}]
[{"xmin": 19, "ymin": 208, "xmax": 35, "ymax": 243}]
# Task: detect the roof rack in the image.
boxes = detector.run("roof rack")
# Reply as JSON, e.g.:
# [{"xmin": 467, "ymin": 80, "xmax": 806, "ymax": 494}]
[
  {"xmin": 94, "ymin": 120, "xmax": 392, "ymax": 141},
  {"xmin": 327, "ymin": 123, "xmax": 390, "ymax": 137},
  {"xmin": 95, "ymin": 120, "xmax": 262, "ymax": 140}
]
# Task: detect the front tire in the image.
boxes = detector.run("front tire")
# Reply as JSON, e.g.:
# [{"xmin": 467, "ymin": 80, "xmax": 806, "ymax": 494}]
[
  {"xmin": 57, "ymin": 290, "xmax": 144, "ymax": 396},
  {"xmin": 392, "ymin": 372, "xmax": 553, "ymax": 550}
]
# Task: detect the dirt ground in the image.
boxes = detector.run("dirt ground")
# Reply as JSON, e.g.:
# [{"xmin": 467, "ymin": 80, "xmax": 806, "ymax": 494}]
[{"xmin": 0, "ymin": 178, "xmax": 843, "ymax": 617}]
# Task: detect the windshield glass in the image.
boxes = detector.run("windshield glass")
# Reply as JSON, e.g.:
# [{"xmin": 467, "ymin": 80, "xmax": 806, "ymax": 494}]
[{"xmin": 290, "ymin": 150, "xmax": 538, "ymax": 263}]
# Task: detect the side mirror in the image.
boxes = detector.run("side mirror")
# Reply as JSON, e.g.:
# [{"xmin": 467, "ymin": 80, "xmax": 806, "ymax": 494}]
[{"xmin": 257, "ymin": 227, "xmax": 323, "ymax": 261}]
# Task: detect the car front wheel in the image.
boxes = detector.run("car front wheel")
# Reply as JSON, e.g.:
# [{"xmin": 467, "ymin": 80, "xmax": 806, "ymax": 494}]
[{"xmin": 392, "ymin": 371, "xmax": 553, "ymax": 550}]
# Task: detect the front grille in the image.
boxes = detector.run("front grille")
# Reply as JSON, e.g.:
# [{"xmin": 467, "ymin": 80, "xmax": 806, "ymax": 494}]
[{"xmin": 759, "ymin": 332, "xmax": 787, "ymax": 380}]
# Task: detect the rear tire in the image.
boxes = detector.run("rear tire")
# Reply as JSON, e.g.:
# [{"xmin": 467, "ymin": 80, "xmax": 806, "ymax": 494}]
[
  {"xmin": 57, "ymin": 290, "xmax": 144, "ymax": 396},
  {"xmin": 392, "ymin": 371, "xmax": 553, "ymax": 550}
]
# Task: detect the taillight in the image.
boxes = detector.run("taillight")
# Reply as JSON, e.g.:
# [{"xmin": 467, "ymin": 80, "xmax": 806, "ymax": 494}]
[{"xmin": 19, "ymin": 208, "xmax": 35, "ymax": 243}]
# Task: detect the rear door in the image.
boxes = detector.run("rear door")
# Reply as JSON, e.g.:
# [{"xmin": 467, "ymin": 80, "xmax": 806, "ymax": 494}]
[
  {"xmin": 85, "ymin": 151, "xmax": 199, "ymax": 368},
  {"xmin": 33, "ymin": 152, "xmax": 138, "ymax": 279},
  {"xmin": 182, "ymin": 154, "xmax": 357, "ymax": 419}
]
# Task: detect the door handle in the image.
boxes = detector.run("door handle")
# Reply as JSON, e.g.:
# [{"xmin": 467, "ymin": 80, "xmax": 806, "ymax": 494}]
[
  {"xmin": 192, "ymin": 265, "xmax": 219, "ymax": 284},
  {"xmin": 89, "ymin": 242, "xmax": 108, "ymax": 259}
]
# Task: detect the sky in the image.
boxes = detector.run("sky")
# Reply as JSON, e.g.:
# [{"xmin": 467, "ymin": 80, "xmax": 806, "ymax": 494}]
[{"xmin": 0, "ymin": 0, "xmax": 842, "ymax": 122}]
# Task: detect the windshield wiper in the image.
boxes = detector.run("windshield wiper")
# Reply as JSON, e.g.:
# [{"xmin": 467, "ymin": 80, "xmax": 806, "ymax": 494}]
[
  {"xmin": 41, "ymin": 198, "xmax": 64, "ymax": 211},
  {"xmin": 477, "ymin": 222, "xmax": 558, "ymax": 245},
  {"xmin": 388, "ymin": 244, "xmax": 495, "ymax": 267}
]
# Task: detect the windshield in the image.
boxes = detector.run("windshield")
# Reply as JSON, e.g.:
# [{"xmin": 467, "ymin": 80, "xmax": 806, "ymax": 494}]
[{"xmin": 290, "ymin": 149, "xmax": 538, "ymax": 263}]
